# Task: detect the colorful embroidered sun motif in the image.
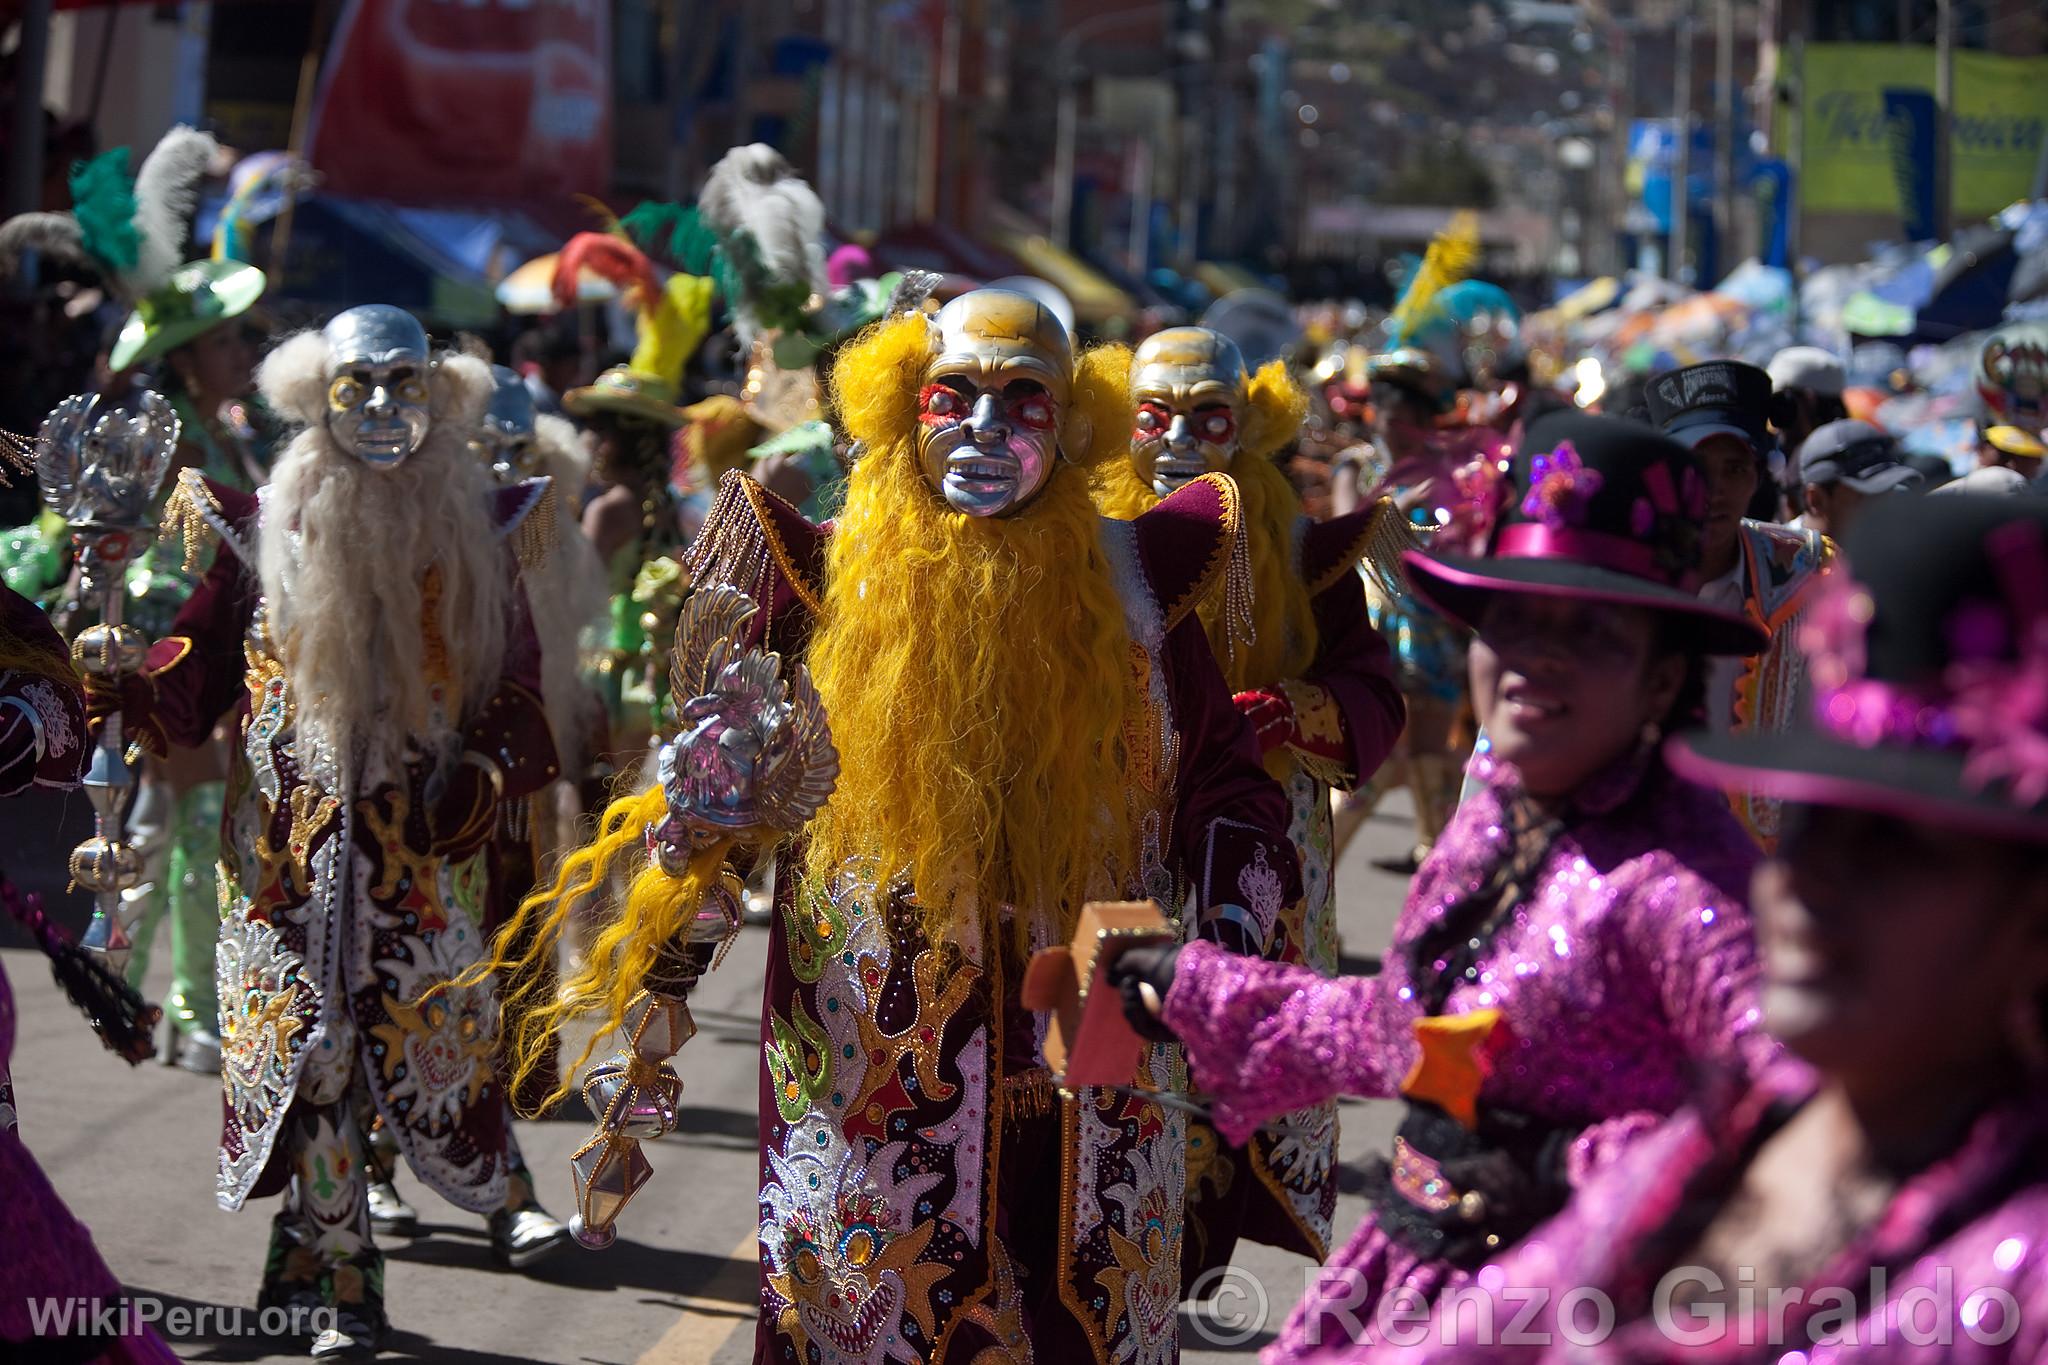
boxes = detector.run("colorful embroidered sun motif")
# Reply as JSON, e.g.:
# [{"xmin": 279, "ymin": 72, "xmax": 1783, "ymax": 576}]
[
  {"xmin": 369, "ymin": 928, "xmax": 497, "ymax": 1136},
  {"xmin": 1100, "ymin": 1139, "xmax": 1184, "ymax": 1365},
  {"xmin": 1520, "ymin": 441, "xmax": 1603, "ymax": 529},
  {"xmin": 217, "ymin": 915, "xmax": 306, "ymax": 1133},
  {"xmin": 761, "ymin": 1118, "xmax": 947, "ymax": 1365}
]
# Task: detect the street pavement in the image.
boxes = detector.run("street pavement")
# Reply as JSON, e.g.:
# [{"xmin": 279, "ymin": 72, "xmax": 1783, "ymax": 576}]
[{"xmin": 4, "ymin": 783, "xmax": 1418, "ymax": 1364}]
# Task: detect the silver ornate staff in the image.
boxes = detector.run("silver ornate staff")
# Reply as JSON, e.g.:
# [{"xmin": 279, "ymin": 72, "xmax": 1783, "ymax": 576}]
[
  {"xmin": 36, "ymin": 390, "xmax": 180, "ymax": 974},
  {"xmin": 567, "ymin": 585, "xmax": 837, "ymax": 1248}
]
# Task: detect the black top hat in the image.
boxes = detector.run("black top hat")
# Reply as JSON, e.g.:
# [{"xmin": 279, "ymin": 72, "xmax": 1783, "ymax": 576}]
[
  {"xmin": 1672, "ymin": 494, "xmax": 2048, "ymax": 843},
  {"xmin": 1645, "ymin": 360, "xmax": 1773, "ymax": 453},
  {"xmin": 1401, "ymin": 410, "xmax": 1768, "ymax": 656}
]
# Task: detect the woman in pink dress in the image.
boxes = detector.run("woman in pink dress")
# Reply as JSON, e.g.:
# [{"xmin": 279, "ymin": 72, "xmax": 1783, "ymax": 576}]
[
  {"xmin": 1, "ymin": 583, "xmax": 178, "ymax": 1364},
  {"xmin": 1330, "ymin": 492, "xmax": 2048, "ymax": 1363},
  {"xmin": 1113, "ymin": 411, "xmax": 1779, "ymax": 1360}
]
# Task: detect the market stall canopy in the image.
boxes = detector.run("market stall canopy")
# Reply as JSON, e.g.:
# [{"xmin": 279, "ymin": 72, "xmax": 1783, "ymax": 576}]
[
  {"xmin": 1548, "ymin": 276, "xmax": 1621, "ymax": 322},
  {"xmin": 497, "ymin": 251, "xmax": 621, "ymax": 314},
  {"xmin": 1193, "ymin": 261, "xmax": 1266, "ymax": 299}
]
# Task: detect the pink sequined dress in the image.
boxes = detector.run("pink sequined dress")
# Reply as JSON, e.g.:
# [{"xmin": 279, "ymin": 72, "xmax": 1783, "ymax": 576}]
[
  {"xmin": 1332, "ymin": 1058, "xmax": 2048, "ymax": 1363},
  {"xmin": 1163, "ymin": 746, "xmax": 1777, "ymax": 1362}
]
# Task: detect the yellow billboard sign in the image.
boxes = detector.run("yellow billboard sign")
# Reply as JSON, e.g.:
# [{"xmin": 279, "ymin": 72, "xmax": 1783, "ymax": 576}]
[{"xmin": 1796, "ymin": 44, "xmax": 2048, "ymax": 218}]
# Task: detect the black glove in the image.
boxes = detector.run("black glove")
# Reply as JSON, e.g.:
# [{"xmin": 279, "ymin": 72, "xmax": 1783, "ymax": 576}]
[
  {"xmin": 1430, "ymin": 1126, "xmax": 1574, "ymax": 1231},
  {"xmin": 1106, "ymin": 942, "xmax": 1182, "ymax": 1044}
]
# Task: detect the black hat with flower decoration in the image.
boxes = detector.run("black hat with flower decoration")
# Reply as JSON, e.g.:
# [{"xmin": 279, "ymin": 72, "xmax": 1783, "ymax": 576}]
[{"xmin": 1400, "ymin": 409, "xmax": 1769, "ymax": 657}]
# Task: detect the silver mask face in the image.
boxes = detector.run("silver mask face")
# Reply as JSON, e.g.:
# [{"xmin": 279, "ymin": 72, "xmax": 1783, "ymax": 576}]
[
  {"xmin": 323, "ymin": 305, "xmax": 432, "ymax": 469},
  {"xmin": 916, "ymin": 289, "xmax": 1074, "ymax": 518},
  {"xmin": 1129, "ymin": 327, "xmax": 1247, "ymax": 497},
  {"xmin": 472, "ymin": 364, "xmax": 540, "ymax": 484}
]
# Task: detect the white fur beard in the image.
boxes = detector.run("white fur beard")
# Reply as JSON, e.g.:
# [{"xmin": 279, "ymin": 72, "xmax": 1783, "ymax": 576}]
[{"xmin": 257, "ymin": 426, "xmax": 510, "ymax": 772}]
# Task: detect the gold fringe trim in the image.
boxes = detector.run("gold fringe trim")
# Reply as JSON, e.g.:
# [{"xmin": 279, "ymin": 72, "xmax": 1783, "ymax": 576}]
[
  {"xmin": 511, "ymin": 481, "xmax": 558, "ymax": 570},
  {"xmin": 1001, "ymin": 1068, "xmax": 1060, "ymax": 1126},
  {"xmin": 0, "ymin": 428, "xmax": 31, "ymax": 482},
  {"xmin": 1341, "ymin": 496, "xmax": 1426, "ymax": 605},
  {"xmin": 160, "ymin": 469, "xmax": 226, "ymax": 573}
]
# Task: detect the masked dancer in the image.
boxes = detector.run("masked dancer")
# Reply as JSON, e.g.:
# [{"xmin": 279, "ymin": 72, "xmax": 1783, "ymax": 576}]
[
  {"xmin": 489, "ymin": 289, "xmax": 1300, "ymax": 1364},
  {"xmin": 92, "ymin": 306, "xmax": 569, "ymax": 1356},
  {"xmin": 1096, "ymin": 326, "xmax": 1408, "ymax": 1278}
]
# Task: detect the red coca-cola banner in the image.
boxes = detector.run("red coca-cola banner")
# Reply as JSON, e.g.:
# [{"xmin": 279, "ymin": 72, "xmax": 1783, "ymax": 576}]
[{"xmin": 306, "ymin": 0, "xmax": 611, "ymax": 205}]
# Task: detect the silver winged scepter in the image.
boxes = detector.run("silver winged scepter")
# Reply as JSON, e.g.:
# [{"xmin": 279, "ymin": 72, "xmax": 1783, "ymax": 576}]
[
  {"xmin": 37, "ymin": 390, "xmax": 180, "ymax": 973},
  {"xmin": 568, "ymin": 584, "xmax": 837, "ymax": 1248}
]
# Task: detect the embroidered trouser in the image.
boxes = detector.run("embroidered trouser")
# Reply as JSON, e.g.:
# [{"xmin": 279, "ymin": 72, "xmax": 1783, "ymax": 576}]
[
  {"xmin": 258, "ymin": 1093, "xmax": 386, "ymax": 1333},
  {"xmin": 122, "ymin": 778, "xmax": 225, "ymax": 1030}
]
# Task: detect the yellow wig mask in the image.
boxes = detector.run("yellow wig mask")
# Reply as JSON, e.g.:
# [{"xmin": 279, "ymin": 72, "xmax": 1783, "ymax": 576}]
[
  {"xmin": 815, "ymin": 314, "xmax": 1140, "ymax": 957},
  {"xmin": 1096, "ymin": 355, "xmax": 1316, "ymax": 691}
]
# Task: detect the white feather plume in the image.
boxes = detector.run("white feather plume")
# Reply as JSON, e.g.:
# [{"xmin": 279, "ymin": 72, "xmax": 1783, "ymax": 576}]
[
  {"xmin": 128, "ymin": 125, "xmax": 220, "ymax": 295},
  {"xmin": 698, "ymin": 144, "xmax": 827, "ymax": 340}
]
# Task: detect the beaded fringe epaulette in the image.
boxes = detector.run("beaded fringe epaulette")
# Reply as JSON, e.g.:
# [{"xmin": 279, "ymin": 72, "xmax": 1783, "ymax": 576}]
[
  {"xmin": 160, "ymin": 468, "xmax": 228, "ymax": 572},
  {"xmin": 511, "ymin": 480, "xmax": 558, "ymax": 570},
  {"xmin": 1359, "ymin": 497, "xmax": 1427, "ymax": 606},
  {"xmin": 1220, "ymin": 482, "xmax": 1258, "ymax": 679}
]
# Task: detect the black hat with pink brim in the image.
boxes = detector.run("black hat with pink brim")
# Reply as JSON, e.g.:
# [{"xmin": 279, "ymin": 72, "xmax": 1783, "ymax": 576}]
[
  {"xmin": 1400, "ymin": 409, "xmax": 1769, "ymax": 657},
  {"xmin": 1670, "ymin": 494, "xmax": 2048, "ymax": 845}
]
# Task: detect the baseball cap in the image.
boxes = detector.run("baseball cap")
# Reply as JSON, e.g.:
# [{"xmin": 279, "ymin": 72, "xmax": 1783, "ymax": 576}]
[
  {"xmin": 1644, "ymin": 360, "xmax": 1773, "ymax": 453},
  {"xmin": 1796, "ymin": 419, "xmax": 1922, "ymax": 494},
  {"xmin": 1766, "ymin": 346, "xmax": 1846, "ymax": 398}
]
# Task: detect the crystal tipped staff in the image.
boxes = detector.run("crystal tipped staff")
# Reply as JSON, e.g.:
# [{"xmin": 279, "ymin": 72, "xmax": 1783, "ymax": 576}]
[
  {"xmin": 36, "ymin": 390, "xmax": 180, "ymax": 975},
  {"xmin": 567, "ymin": 585, "xmax": 838, "ymax": 1249}
]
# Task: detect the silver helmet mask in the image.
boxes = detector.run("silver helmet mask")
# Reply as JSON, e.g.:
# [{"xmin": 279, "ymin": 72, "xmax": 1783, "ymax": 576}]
[
  {"xmin": 915, "ymin": 289, "xmax": 1074, "ymax": 518},
  {"xmin": 323, "ymin": 305, "xmax": 432, "ymax": 469},
  {"xmin": 1129, "ymin": 327, "xmax": 1247, "ymax": 496},
  {"xmin": 473, "ymin": 364, "xmax": 540, "ymax": 483}
]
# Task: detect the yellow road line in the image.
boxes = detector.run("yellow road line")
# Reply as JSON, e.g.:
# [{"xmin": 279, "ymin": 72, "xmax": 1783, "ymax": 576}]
[{"xmin": 636, "ymin": 1226, "xmax": 760, "ymax": 1365}]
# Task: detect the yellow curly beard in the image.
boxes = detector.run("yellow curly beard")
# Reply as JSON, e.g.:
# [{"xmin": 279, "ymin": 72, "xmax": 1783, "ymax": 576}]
[
  {"xmin": 1093, "ymin": 449, "xmax": 1317, "ymax": 692},
  {"xmin": 804, "ymin": 443, "xmax": 1137, "ymax": 959}
]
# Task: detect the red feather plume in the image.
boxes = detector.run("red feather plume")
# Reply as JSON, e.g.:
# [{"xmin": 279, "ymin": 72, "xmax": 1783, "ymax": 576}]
[{"xmin": 552, "ymin": 231, "xmax": 657, "ymax": 313}]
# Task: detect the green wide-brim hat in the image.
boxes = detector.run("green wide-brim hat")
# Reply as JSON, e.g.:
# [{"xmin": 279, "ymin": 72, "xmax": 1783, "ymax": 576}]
[
  {"xmin": 111, "ymin": 259, "xmax": 268, "ymax": 372},
  {"xmin": 563, "ymin": 366, "xmax": 688, "ymax": 429}
]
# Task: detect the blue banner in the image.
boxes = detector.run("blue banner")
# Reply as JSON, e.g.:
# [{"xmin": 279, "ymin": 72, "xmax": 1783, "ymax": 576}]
[{"xmin": 1881, "ymin": 87, "xmax": 1939, "ymax": 242}]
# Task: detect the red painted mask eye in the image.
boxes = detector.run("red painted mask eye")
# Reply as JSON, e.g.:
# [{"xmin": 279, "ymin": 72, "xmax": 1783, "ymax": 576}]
[
  {"xmin": 1013, "ymin": 394, "xmax": 1056, "ymax": 430},
  {"xmin": 1199, "ymin": 410, "xmax": 1236, "ymax": 442},
  {"xmin": 1134, "ymin": 403, "xmax": 1171, "ymax": 436},
  {"xmin": 919, "ymin": 384, "xmax": 966, "ymax": 423}
]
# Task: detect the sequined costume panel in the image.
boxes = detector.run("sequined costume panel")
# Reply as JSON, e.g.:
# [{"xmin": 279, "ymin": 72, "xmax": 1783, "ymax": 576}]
[
  {"xmin": 1161, "ymin": 749, "xmax": 1775, "ymax": 1359},
  {"xmin": 1336, "ymin": 1060, "xmax": 2048, "ymax": 1365},
  {"xmin": 0, "ymin": 580, "xmax": 88, "ymax": 794}
]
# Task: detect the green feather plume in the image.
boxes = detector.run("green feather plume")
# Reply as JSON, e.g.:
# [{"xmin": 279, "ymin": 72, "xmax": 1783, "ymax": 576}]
[{"xmin": 67, "ymin": 149, "xmax": 140, "ymax": 278}]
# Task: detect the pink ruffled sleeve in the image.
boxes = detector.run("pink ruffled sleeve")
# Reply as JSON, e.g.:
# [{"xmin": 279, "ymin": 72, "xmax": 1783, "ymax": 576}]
[{"xmin": 1162, "ymin": 938, "xmax": 1403, "ymax": 1144}]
